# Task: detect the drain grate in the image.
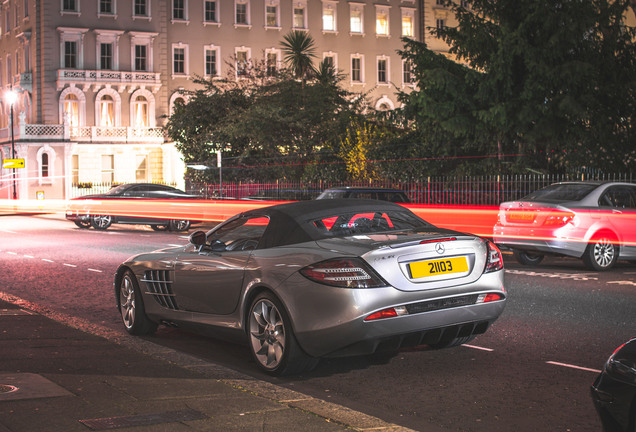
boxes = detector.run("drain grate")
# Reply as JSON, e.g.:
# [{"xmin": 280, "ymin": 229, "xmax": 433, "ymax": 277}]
[
  {"xmin": 79, "ymin": 408, "xmax": 207, "ymax": 430},
  {"xmin": 0, "ymin": 385, "xmax": 18, "ymax": 394}
]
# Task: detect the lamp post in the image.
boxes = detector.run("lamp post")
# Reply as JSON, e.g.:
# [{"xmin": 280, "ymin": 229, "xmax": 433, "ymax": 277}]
[{"xmin": 5, "ymin": 89, "xmax": 18, "ymax": 199}]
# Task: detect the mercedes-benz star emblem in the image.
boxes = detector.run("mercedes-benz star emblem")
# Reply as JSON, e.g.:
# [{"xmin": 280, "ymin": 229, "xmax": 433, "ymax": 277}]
[{"xmin": 435, "ymin": 243, "xmax": 445, "ymax": 254}]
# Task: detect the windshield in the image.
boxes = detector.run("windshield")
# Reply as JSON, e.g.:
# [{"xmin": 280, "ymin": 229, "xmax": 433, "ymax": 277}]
[
  {"xmin": 522, "ymin": 184, "xmax": 597, "ymax": 202},
  {"xmin": 308, "ymin": 210, "xmax": 431, "ymax": 238}
]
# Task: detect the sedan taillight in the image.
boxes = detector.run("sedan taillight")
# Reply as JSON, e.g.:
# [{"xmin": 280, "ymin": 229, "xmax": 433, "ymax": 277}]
[
  {"xmin": 543, "ymin": 211, "xmax": 575, "ymax": 227},
  {"xmin": 485, "ymin": 241, "xmax": 504, "ymax": 273},
  {"xmin": 300, "ymin": 258, "xmax": 388, "ymax": 288}
]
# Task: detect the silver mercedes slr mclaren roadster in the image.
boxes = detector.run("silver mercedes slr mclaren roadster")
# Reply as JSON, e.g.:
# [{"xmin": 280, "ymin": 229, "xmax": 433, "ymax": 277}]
[{"xmin": 115, "ymin": 199, "xmax": 507, "ymax": 375}]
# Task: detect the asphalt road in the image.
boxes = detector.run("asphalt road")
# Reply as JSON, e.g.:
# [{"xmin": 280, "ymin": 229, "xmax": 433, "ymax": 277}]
[{"xmin": 1, "ymin": 214, "xmax": 635, "ymax": 431}]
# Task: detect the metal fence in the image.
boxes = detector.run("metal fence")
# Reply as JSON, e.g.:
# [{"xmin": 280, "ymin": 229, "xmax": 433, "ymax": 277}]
[
  {"xmin": 189, "ymin": 172, "xmax": 634, "ymax": 205},
  {"xmin": 70, "ymin": 181, "xmax": 178, "ymax": 198}
]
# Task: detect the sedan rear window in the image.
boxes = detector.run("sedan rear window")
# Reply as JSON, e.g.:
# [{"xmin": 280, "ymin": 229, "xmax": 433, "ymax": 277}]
[
  {"xmin": 310, "ymin": 210, "xmax": 430, "ymax": 237},
  {"xmin": 522, "ymin": 184, "xmax": 597, "ymax": 202}
]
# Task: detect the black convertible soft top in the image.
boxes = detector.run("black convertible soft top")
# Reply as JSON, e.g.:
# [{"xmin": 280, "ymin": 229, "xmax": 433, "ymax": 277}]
[{"xmin": 237, "ymin": 199, "xmax": 426, "ymax": 249}]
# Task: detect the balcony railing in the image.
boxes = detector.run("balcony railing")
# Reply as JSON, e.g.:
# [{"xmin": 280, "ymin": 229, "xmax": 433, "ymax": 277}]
[
  {"xmin": 0, "ymin": 113, "xmax": 165, "ymax": 144},
  {"xmin": 56, "ymin": 69, "xmax": 161, "ymax": 92}
]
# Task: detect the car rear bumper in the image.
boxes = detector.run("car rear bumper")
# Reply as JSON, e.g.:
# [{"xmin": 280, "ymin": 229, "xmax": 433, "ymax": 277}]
[
  {"xmin": 280, "ymin": 271, "xmax": 507, "ymax": 358},
  {"xmin": 493, "ymin": 226, "xmax": 587, "ymax": 258}
]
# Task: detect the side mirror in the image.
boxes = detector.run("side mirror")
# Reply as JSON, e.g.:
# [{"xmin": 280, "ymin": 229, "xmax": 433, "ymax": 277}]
[{"xmin": 189, "ymin": 230, "xmax": 206, "ymax": 247}]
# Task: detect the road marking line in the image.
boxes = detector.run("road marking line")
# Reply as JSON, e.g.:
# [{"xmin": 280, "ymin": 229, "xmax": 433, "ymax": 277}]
[
  {"xmin": 24, "ymin": 255, "xmax": 34, "ymax": 258},
  {"xmin": 167, "ymin": 244, "xmax": 182, "ymax": 247},
  {"xmin": 63, "ymin": 263, "xmax": 77, "ymax": 268},
  {"xmin": 546, "ymin": 361, "xmax": 601, "ymax": 374},
  {"xmin": 6, "ymin": 252, "xmax": 17, "ymax": 255},
  {"xmin": 87, "ymin": 268, "xmax": 103, "ymax": 273},
  {"xmin": 42, "ymin": 259, "xmax": 54, "ymax": 263},
  {"xmin": 462, "ymin": 344, "xmax": 494, "ymax": 352},
  {"xmin": 0, "ymin": 230, "xmax": 17, "ymax": 234}
]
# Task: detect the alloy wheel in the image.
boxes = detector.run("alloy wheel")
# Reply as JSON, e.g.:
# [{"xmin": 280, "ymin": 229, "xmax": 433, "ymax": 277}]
[
  {"xmin": 592, "ymin": 238, "xmax": 616, "ymax": 269},
  {"xmin": 249, "ymin": 299, "xmax": 286, "ymax": 370},
  {"xmin": 120, "ymin": 275, "xmax": 136, "ymax": 329}
]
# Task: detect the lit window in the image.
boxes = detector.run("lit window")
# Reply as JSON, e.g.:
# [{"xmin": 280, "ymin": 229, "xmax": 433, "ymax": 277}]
[
  {"xmin": 100, "ymin": 95, "xmax": 114, "ymax": 127},
  {"xmin": 102, "ymin": 155, "xmax": 114, "ymax": 183},
  {"xmin": 132, "ymin": 95, "xmax": 148, "ymax": 128},
  {"xmin": 64, "ymin": 94, "xmax": 80, "ymax": 128},
  {"xmin": 350, "ymin": 9, "xmax": 362, "ymax": 33},
  {"xmin": 136, "ymin": 155, "xmax": 147, "ymax": 182},
  {"xmin": 322, "ymin": 4, "xmax": 336, "ymax": 31},
  {"xmin": 266, "ymin": 5, "xmax": 277, "ymax": 27},
  {"xmin": 293, "ymin": 6, "xmax": 305, "ymax": 29},
  {"xmin": 376, "ymin": 10, "xmax": 389, "ymax": 36},
  {"xmin": 402, "ymin": 12, "xmax": 414, "ymax": 37}
]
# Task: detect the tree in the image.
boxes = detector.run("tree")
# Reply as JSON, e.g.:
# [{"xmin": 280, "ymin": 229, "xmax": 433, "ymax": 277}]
[
  {"xmin": 280, "ymin": 30, "xmax": 317, "ymax": 84},
  {"xmin": 398, "ymin": 0, "xmax": 636, "ymax": 174}
]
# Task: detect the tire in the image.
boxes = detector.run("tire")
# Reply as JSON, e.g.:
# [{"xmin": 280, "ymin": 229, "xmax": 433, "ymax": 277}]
[
  {"xmin": 169, "ymin": 220, "xmax": 191, "ymax": 232},
  {"xmin": 91, "ymin": 215, "xmax": 112, "ymax": 230},
  {"xmin": 513, "ymin": 250, "xmax": 545, "ymax": 266},
  {"xmin": 582, "ymin": 235, "xmax": 618, "ymax": 271},
  {"xmin": 118, "ymin": 270, "xmax": 157, "ymax": 335},
  {"xmin": 248, "ymin": 292, "xmax": 318, "ymax": 376},
  {"xmin": 74, "ymin": 220, "xmax": 91, "ymax": 229},
  {"xmin": 151, "ymin": 224, "xmax": 170, "ymax": 231}
]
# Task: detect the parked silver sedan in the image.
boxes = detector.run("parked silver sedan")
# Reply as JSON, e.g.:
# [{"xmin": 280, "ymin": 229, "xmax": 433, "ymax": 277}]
[
  {"xmin": 115, "ymin": 199, "xmax": 507, "ymax": 375},
  {"xmin": 494, "ymin": 181, "xmax": 636, "ymax": 271}
]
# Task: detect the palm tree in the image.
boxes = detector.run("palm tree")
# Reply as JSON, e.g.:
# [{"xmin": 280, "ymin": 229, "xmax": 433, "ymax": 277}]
[{"xmin": 280, "ymin": 30, "xmax": 317, "ymax": 85}]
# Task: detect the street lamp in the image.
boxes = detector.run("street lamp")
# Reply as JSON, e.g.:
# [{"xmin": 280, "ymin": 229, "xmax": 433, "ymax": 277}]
[{"xmin": 5, "ymin": 89, "xmax": 17, "ymax": 199}]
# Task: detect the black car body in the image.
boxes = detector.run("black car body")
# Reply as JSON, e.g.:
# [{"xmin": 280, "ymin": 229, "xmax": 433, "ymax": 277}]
[
  {"xmin": 592, "ymin": 338, "xmax": 636, "ymax": 432},
  {"xmin": 316, "ymin": 187, "xmax": 411, "ymax": 203},
  {"xmin": 65, "ymin": 183, "xmax": 201, "ymax": 231}
]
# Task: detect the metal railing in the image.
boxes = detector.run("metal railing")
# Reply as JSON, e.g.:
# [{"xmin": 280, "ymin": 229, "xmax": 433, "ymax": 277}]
[{"xmin": 189, "ymin": 172, "xmax": 634, "ymax": 205}]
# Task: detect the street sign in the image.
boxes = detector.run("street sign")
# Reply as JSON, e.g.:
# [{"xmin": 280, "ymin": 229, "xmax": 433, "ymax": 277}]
[{"xmin": 2, "ymin": 159, "xmax": 25, "ymax": 169}]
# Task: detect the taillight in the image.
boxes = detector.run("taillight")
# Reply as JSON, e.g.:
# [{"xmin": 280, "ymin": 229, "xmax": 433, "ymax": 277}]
[
  {"xmin": 476, "ymin": 293, "xmax": 503, "ymax": 303},
  {"xmin": 543, "ymin": 211, "xmax": 575, "ymax": 226},
  {"xmin": 485, "ymin": 241, "xmax": 503, "ymax": 273},
  {"xmin": 300, "ymin": 258, "xmax": 388, "ymax": 288}
]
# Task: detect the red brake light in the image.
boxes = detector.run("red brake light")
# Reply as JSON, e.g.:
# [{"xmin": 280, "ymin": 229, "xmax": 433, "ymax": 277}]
[
  {"xmin": 420, "ymin": 237, "xmax": 456, "ymax": 244},
  {"xmin": 543, "ymin": 211, "xmax": 575, "ymax": 226},
  {"xmin": 300, "ymin": 258, "xmax": 387, "ymax": 288}
]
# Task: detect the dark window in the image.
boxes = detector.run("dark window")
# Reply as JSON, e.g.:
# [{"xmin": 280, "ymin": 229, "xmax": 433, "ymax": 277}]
[
  {"xmin": 41, "ymin": 153, "xmax": 49, "ymax": 177},
  {"xmin": 135, "ymin": 45, "xmax": 147, "ymax": 71},
  {"xmin": 204, "ymin": 1, "xmax": 216, "ymax": 22},
  {"xmin": 266, "ymin": 52, "xmax": 277, "ymax": 76},
  {"xmin": 236, "ymin": 3, "xmax": 247, "ymax": 24},
  {"xmin": 62, "ymin": 0, "xmax": 77, "ymax": 11},
  {"xmin": 100, "ymin": 0, "xmax": 113, "ymax": 14},
  {"xmin": 100, "ymin": 43, "xmax": 112, "ymax": 70},
  {"xmin": 173, "ymin": 0, "xmax": 185, "ymax": 19},
  {"xmin": 600, "ymin": 187, "xmax": 636, "ymax": 209},
  {"xmin": 173, "ymin": 48, "xmax": 184, "ymax": 74},
  {"xmin": 352, "ymin": 57, "xmax": 361, "ymax": 82},
  {"xmin": 205, "ymin": 49, "xmax": 217, "ymax": 76},
  {"xmin": 378, "ymin": 59, "xmax": 387, "ymax": 83},
  {"xmin": 64, "ymin": 41, "xmax": 77, "ymax": 68},
  {"xmin": 134, "ymin": 0, "xmax": 147, "ymax": 16},
  {"xmin": 403, "ymin": 61, "xmax": 414, "ymax": 84}
]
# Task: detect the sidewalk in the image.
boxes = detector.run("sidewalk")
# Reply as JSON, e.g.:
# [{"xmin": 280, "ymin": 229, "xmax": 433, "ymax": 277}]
[{"xmin": 0, "ymin": 295, "xmax": 415, "ymax": 432}]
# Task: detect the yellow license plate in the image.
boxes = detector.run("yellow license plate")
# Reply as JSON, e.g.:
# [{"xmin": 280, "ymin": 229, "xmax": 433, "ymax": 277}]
[
  {"xmin": 409, "ymin": 256, "xmax": 469, "ymax": 279},
  {"xmin": 507, "ymin": 210, "xmax": 535, "ymax": 221}
]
